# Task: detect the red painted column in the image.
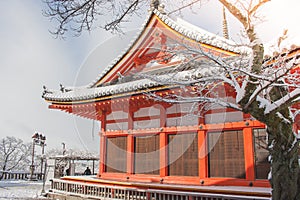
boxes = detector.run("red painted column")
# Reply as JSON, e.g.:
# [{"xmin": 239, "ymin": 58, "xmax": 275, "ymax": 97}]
[
  {"xmin": 198, "ymin": 130, "xmax": 207, "ymax": 179},
  {"xmin": 100, "ymin": 110, "xmax": 106, "ymax": 132},
  {"xmin": 160, "ymin": 105, "xmax": 166, "ymax": 127},
  {"xmin": 243, "ymin": 127, "xmax": 255, "ymax": 181},
  {"xmin": 128, "ymin": 108, "xmax": 134, "ymax": 130},
  {"xmin": 127, "ymin": 134, "xmax": 134, "ymax": 175},
  {"xmin": 160, "ymin": 105, "xmax": 167, "ymax": 177},
  {"xmin": 198, "ymin": 103, "xmax": 205, "ymax": 125},
  {"xmin": 99, "ymin": 134, "xmax": 106, "ymax": 176},
  {"xmin": 127, "ymin": 108, "xmax": 134, "ymax": 175},
  {"xmin": 99, "ymin": 111, "xmax": 106, "ymax": 176},
  {"xmin": 160, "ymin": 132, "xmax": 167, "ymax": 177}
]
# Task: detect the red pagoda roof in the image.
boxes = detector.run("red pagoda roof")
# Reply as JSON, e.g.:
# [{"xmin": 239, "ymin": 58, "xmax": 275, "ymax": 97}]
[
  {"xmin": 42, "ymin": 7, "xmax": 300, "ymax": 109},
  {"xmin": 42, "ymin": 9, "xmax": 243, "ymax": 105}
]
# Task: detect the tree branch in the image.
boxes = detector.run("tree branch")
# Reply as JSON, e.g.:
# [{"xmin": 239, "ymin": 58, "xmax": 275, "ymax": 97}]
[
  {"xmin": 218, "ymin": 0, "xmax": 248, "ymax": 28},
  {"xmin": 104, "ymin": 0, "xmax": 140, "ymax": 32}
]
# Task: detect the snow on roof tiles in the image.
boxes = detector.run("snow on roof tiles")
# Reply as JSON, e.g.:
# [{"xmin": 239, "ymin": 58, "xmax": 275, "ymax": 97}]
[
  {"xmin": 43, "ymin": 78, "xmax": 161, "ymax": 102},
  {"xmin": 43, "ymin": 9, "xmax": 242, "ymax": 103}
]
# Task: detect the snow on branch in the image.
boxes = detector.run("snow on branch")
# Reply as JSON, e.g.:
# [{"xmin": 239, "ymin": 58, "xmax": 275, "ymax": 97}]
[
  {"xmin": 264, "ymin": 88, "xmax": 300, "ymax": 114},
  {"xmin": 146, "ymin": 91, "xmax": 242, "ymax": 111},
  {"xmin": 276, "ymin": 112, "xmax": 291, "ymax": 124}
]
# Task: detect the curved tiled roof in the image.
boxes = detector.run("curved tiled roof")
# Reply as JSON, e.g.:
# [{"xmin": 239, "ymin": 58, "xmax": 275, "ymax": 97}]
[
  {"xmin": 43, "ymin": 9, "xmax": 242, "ymax": 104},
  {"xmin": 86, "ymin": 11, "xmax": 154, "ymax": 88},
  {"xmin": 43, "ymin": 78, "xmax": 161, "ymax": 103},
  {"xmin": 43, "ymin": 65, "xmax": 223, "ymax": 103},
  {"xmin": 154, "ymin": 10, "xmax": 241, "ymax": 53},
  {"xmin": 86, "ymin": 9, "xmax": 241, "ymax": 88}
]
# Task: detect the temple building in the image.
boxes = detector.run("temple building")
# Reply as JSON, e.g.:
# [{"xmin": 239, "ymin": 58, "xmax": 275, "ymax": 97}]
[{"xmin": 43, "ymin": 5, "xmax": 300, "ymax": 200}]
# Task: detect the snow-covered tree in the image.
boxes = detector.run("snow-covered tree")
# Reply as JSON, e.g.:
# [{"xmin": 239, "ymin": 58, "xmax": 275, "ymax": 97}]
[
  {"xmin": 140, "ymin": 1, "xmax": 300, "ymax": 199},
  {"xmin": 0, "ymin": 136, "xmax": 31, "ymax": 180},
  {"xmin": 143, "ymin": 27, "xmax": 300, "ymax": 200},
  {"xmin": 43, "ymin": 0, "xmax": 208, "ymax": 36},
  {"xmin": 46, "ymin": 147, "xmax": 99, "ymax": 176},
  {"xmin": 46, "ymin": 147, "xmax": 99, "ymax": 158},
  {"xmin": 43, "ymin": 0, "xmax": 300, "ymax": 199}
]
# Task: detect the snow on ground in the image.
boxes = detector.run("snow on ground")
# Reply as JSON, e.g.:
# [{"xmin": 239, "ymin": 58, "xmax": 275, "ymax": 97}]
[{"xmin": 0, "ymin": 180, "xmax": 50, "ymax": 200}]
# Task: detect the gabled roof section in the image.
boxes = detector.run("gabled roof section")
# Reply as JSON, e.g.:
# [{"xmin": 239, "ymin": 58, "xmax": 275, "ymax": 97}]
[
  {"xmin": 43, "ymin": 9, "xmax": 244, "ymax": 104},
  {"xmin": 87, "ymin": 9, "xmax": 242, "ymax": 88}
]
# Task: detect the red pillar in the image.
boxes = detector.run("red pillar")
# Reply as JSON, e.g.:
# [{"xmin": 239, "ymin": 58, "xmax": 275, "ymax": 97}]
[
  {"xmin": 160, "ymin": 105, "xmax": 166, "ymax": 127},
  {"xmin": 160, "ymin": 104, "xmax": 167, "ymax": 177},
  {"xmin": 243, "ymin": 127, "xmax": 255, "ymax": 181},
  {"xmin": 99, "ymin": 111, "xmax": 106, "ymax": 176},
  {"xmin": 127, "ymin": 135, "xmax": 134, "ymax": 175},
  {"xmin": 160, "ymin": 132, "xmax": 167, "ymax": 177},
  {"xmin": 127, "ymin": 108, "xmax": 134, "ymax": 175},
  {"xmin": 99, "ymin": 134, "xmax": 106, "ymax": 176},
  {"xmin": 198, "ymin": 130, "xmax": 207, "ymax": 179},
  {"xmin": 128, "ymin": 108, "xmax": 134, "ymax": 130}
]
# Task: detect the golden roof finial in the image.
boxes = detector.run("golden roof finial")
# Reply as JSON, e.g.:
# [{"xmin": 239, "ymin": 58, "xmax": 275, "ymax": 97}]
[{"xmin": 222, "ymin": 6, "xmax": 229, "ymax": 39}]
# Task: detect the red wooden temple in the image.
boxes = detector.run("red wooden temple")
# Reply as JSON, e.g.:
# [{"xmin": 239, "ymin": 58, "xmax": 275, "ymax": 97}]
[{"xmin": 42, "ymin": 5, "xmax": 300, "ymax": 200}]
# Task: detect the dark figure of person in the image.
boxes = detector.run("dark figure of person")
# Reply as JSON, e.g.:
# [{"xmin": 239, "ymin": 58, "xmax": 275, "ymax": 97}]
[
  {"xmin": 83, "ymin": 167, "xmax": 91, "ymax": 175},
  {"xmin": 66, "ymin": 168, "xmax": 70, "ymax": 176}
]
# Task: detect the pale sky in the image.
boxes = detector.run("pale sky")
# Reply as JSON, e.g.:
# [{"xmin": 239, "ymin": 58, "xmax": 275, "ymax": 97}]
[{"xmin": 0, "ymin": 0, "xmax": 299, "ymax": 153}]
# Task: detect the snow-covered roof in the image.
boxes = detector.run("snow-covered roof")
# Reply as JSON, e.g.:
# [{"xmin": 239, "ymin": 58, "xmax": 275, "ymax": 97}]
[
  {"xmin": 43, "ymin": 9, "xmax": 241, "ymax": 104},
  {"xmin": 44, "ymin": 68, "xmax": 209, "ymax": 102},
  {"xmin": 49, "ymin": 155, "xmax": 99, "ymax": 160},
  {"xmin": 43, "ymin": 78, "xmax": 161, "ymax": 102},
  {"xmin": 86, "ymin": 9, "xmax": 241, "ymax": 88},
  {"xmin": 156, "ymin": 10, "xmax": 240, "ymax": 53}
]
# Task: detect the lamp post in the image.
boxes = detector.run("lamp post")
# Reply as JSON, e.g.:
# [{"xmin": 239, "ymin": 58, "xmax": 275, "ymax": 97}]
[
  {"xmin": 40, "ymin": 135, "xmax": 46, "ymax": 176},
  {"xmin": 41, "ymin": 155, "xmax": 47, "ymax": 195},
  {"xmin": 29, "ymin": 132, "xmax": 46, "ymax": 181},
  {"xmin": 62, "ymin": 142, "xmax": 66, "ymax": 155}
]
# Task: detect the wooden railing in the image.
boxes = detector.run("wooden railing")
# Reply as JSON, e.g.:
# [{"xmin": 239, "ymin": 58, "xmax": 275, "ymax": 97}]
[{"xmin": 49, "ymin": 179, "xmax": 271, "ymax": 200}]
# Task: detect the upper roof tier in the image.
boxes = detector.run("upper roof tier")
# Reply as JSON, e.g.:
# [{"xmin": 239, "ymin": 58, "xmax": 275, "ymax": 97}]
[{"xmin": 42, "ymin": 9, "xmax": 245, "ymax": 105}]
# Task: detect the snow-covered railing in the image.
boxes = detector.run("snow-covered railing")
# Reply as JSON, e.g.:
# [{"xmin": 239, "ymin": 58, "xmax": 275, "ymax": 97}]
[
  {"xmin": 49, "ymin": 179, "xmax": 271, "ymax": 200},
  {"xmin": 0, "ymin": 171, "xmax": 44, "ymax": 180}
]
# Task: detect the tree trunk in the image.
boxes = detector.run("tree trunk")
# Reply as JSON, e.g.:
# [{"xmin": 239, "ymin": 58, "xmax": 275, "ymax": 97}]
[
  {"xmin": 243, "ymin": 93, "xmax": 300, "ymax": 199},
  {"xmin": 266, "ymin": 119, "xmax": 300, "ymax": 200}
]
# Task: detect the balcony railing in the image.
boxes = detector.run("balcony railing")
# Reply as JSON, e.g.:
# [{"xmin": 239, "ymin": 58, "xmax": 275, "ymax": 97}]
[{"xmin": 49, "ymin": 179, "xmax": 271, "ymax": 200}]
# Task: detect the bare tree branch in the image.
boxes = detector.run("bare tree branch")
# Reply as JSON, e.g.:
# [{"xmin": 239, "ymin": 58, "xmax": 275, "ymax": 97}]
[
  {"xmin": 104, "ymin": 0, "xmax": 140, "ymax": 32},
  {"xmin": 43, "ymin": 0, "xmax": 148, "ymax": 36},
  {"xmin": 167, "ymin": 0, "xmax": 201, "ymax": 15}
]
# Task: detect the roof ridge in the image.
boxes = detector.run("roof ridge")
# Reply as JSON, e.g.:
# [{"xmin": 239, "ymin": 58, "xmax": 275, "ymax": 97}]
[
  {"xmin": 87, "ymin": 9, "xmax": 244, "ymax": 89},
  {"xmin": 43, "ymin": 9, "xmax": 251, "ymax": 102},
  {"xmin": 86, "ymin": 10, "xmax": 157, "ymax": 89},
  {"xmin": 153, "ymin": 9, "xmax": 242, "ymax": 54}
]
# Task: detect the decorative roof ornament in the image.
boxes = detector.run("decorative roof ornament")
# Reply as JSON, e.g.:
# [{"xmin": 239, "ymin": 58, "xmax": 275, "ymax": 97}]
[
  {"xmin": 59, "ymin": 84, "xmax": 72, "ymax": 93},
  {"xmin": 42, "ymin": 85, "xmax": 53, "ymax": 97},
  {"xmin": 158, "ymin": 4, "xmax": 166, "ymax": 14},
  {"xmin": 222, "ymin": 6, "xmax": 229, "ymax": 39},
  {"xmin": 150, "ymin": 0, "xmax": 160, "ymax": 10},
  {"xmin": 150, "ymin": 0, "xmax": 166, "ymax": 14},
  {"xmin": 60, "ymin": 84, "xmax": 66, "ymax": 93}
]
